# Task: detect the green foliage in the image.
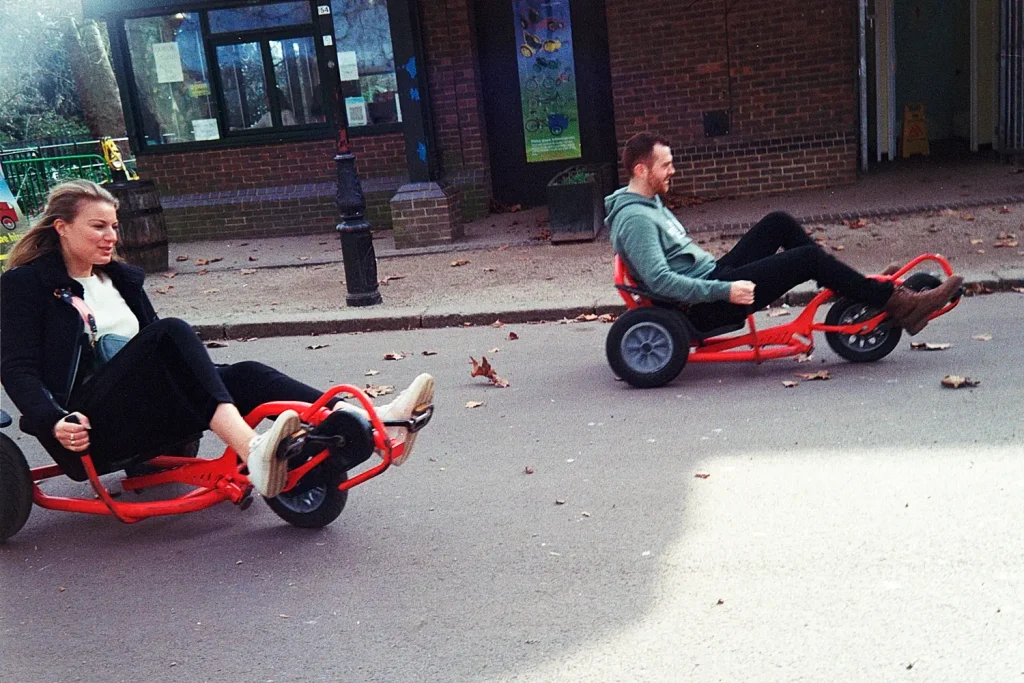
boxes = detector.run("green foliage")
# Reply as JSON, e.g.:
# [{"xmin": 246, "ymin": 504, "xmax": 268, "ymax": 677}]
[
  {"xmin": 552, "ymin": 168, "xmax": 596, "ymax": 185},
  {"xmin": 0, "ymin": 2, "xmax": 87, "ymax": 142}
]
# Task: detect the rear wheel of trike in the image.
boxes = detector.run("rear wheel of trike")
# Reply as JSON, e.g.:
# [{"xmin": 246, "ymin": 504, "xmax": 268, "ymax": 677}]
[
  {"xmin": 606, "ymin": 307, "xmax": 690, "ymax": 388},
  {"xmin": 264, "ymin": 456, "xmax": 348, "ymax": 529},
  {"xmin": 1, "ymin": 433, "xmax": 33, "ymax": 543},
  {"xmin": 825, "ymin": 273, "xmax": 942, "ymax": 363}
]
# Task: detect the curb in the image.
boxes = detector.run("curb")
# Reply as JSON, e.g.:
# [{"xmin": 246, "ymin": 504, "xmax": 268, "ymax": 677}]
[{"xmin": 192, "ymin": 274, "xmax": 1024, "ymax": 341}]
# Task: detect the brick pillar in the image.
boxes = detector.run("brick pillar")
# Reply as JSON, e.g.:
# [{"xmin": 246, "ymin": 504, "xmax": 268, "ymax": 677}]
[{"xmin": 389, "ymin": 181, "xmax": 463, "ymax": 249}]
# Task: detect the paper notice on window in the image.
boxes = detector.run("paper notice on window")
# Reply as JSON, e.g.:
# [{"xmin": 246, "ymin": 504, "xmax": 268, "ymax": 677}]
[
  {"xmin": 344, "ymin": 97, "xmax": 368, "ymax": 127},
  {"xmin": 152, "ymin": 42, "xmax": 184, "ymax": 83},
  {"xmin": 192, "ymin": 118, "xmax": 220, "ymax": 141},
  {"xmin": 338, "ymin": 51, "xmax": 359, "ymax": 81},
  {"xmin": 395, "ymin": 92, "xmax": 402, "ymax": 122}
]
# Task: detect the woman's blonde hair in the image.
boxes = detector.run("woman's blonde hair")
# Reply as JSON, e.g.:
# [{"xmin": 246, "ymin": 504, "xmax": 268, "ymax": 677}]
[{"xmin": 6, "ymin": 180, "xmax": 119, "ymax": 269}]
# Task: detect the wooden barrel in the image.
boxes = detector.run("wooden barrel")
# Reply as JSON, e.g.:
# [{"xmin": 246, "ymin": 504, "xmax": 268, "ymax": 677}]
[{"xmin": 106, "ymin": 180, "xmax": 168, "ymax": 273}]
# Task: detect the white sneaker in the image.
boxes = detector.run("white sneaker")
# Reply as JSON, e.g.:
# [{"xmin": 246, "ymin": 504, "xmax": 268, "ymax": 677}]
[
  {"xmin": 378, "ymin": 374, "xmax": 434, "ymax": 466},
  {"xmin": 247, "ymin": 409, "xmax": 300, "ymax": 497}
]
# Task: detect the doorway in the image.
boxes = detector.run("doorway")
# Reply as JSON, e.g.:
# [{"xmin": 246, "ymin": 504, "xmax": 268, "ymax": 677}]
[
  {"xmin": 476, "ymin": 0, "xmax": 618, "ymax": 206},
  {"xmin": 865, "ymin": 0, "xmax": 1002, "ymax": 163}
]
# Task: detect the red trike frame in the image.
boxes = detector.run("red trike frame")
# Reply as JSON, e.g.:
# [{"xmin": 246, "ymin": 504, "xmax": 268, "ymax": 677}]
[
  {"xmin": 613, "ymin": 253, "xmax": 960, "ymax": 364},
  {"xmin": 29, "ymin": 385, "xmax": 397, "ymax": 524}
]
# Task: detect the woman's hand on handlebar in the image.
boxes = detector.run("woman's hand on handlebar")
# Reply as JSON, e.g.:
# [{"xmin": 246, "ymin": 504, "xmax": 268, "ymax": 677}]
[{"xmin": 54, "ymin": 412, "xmax": 91, "ymax": 452}]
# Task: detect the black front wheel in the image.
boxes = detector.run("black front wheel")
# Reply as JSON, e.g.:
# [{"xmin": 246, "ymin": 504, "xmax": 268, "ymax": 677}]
[
  {"xmin": 1, "ymin": 433, "xmax": 33, "ymax": 543},
  {"xmin": 824, "ymin": 273, "xmax": 943, "ymax": 363},
  {"xmin": 264, "ymin": 457, "xmax": 348, "ymax": 529}
]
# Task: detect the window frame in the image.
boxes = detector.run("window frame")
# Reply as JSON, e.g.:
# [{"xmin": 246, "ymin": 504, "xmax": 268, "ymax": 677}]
[{"xmin": 116, "ymin": 0, "xmax": 403, "ymax": 156}]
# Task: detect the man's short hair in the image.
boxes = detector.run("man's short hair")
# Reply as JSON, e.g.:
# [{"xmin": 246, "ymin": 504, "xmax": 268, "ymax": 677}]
[{"xmin": 622, "ymin": 133, "xmax": 671, "ymax": 177}]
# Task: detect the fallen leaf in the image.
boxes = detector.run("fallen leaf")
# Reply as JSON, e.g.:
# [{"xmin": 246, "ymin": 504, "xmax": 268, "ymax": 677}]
[
  {"xmin": 202, "ymin": 288, "xmax": 218, "ymax": 294},
  {"xmin": 1012, "ymin": 287, "xmax": 1024, "ymax": 294},
  {"xmin": 998, "ymin": 205, "xmax": 1012, "ymax": 213},
  {"xmin": 941, "ymin": 375, "xmax": 980, "ymax": 389},
  {"xmin": 716, "ymin": 599, "xmax": 725, "ymax": 605},
  {"xmin": 910, "ymin": 342, "xmax": 951, "ymax": 351},
  {"xmin": 364, "ymin": 384, "xmax": 395, "ymax": 398},
  {"xmin": 297, "ymin": 256, "xmax": 310, "ymax": 261},
  {"xmin": 470, "ymin": 356, "xmax": 510, "ymax": 388},
  {"xmin": 575, "ymin": 313, "xmax": 598, "ymax": 322},
  {"xmin": 383, "ymin": 352, "xmax": 406, "ymax": 361},
  {"xmin": 365, "ymin": 369, "xmax": 379, "ymax": 376},
  {"xmin": 307, "ymin": 343, "xmax": 330, "ymax": 350},
  {"xmin": 279, "ymin": 614, "xmax": 290, "ymax": 619},
  {"xmin": 972, "ymin": 333, "xmax": 993, "ymax": 341},
  {"xmin": 831, "ymin": 244, "xmax": 846, "ymax": 252},
  {"xmin": 482, "ymin": 267, "xmax": 497, "ymax": 272},
  {"xmin": 796, "ymin": 370, "xmax": 831, "ymax": 381},
  {"xmin": 997, "ymin": 231, "xmax": 1017, "ymax": 240},
  {"xmin": 993, "ymin": 240, "xmax": 1019, "ymax": 248},
  {"xmin": 694, "ymin": 473, "xmax": 711, "ymax": 479},
  {"xmin": 450, "ymin": 259, "xmax": 470, "ymax": 267},
  {"xmin": 204, "ymin": 341, "xmax": 229, "ymax": 348},
  {"xmin": 379, "ymin": 274, "xmax": 406, "ymax": 285},
  {"xmin": 270, "ymin": 301, "xmax": 280, "ymax": 305},
  {"xmin": 976, "ymin": 249, "xmax": 986, "ymax": 254},
  {"xmin": 194, "ymin": 257, "xmax": 223, "ymax": 266},
  {"xmin": 767, "ymin": 308, "xmax": 791, "ymax": 318},
  {"xmin": 465, "ymin": 401, "xmax": 484, "ymax": 409},
  {"xmin": 531, "ymin": 229, "xmax": 551, "ymax": 241},
  {"xmin": 462, "ymin": 322, "xmax": 473, "ymax": 327},
  {"xmin": 197, "ymin": 269, "xmax": 208, "ymax": 275},
  {"xmin": 963, "ymin": 283, "xmax": 994, "ymax": 296},
  {"xmin": 844, "ymin": 218, "xmax": 869, "ymax": 229},
  {"xmin": 969, "ymin": 238, "xmax": 984, "ymax": 245},
  {"xmin": 421, "ymin": 350, "xmax": 438, "ymax": 356},
  {"xmin": 175, "ymin": 254, "xmax": 189, "ymax": 262},
  {"xmin": 488, "ymin": 347, "xmax": 500, "ymax": 354},
  {"xmin": 961, "ymin": 213, "xmax": 975, "ymax": 221},
  {"xmin": 782, "ymin": 380, "xmax": 798, "ymax": 388},
  {"xmin": 154, "ymin": 286, "xmax": 172, "ymax": 294},
  {"xmin": 507, "ymin": 331, "xmax": 520, "ymax": 341},
  {"xmin": 554, "ymin": 498, "xmax": 565, "ymax": 504},
  {"xmin": 522, "ymin": 465, "xmax": 533, "ymax": 474},
  {"xmin": 581, "ymin": 511, "xmax": 591, "ymax": 517},
  {"xmin": 491, "ymin": 320, "xmax": 505, "ymax": 328},
  {"xmin": 248, "ymin": 255, "xmax": 259, "ymax": 261},
  {"xmin": 161, "ymin": 271, "xmax": 177, "ymax": 279},
  {"xmin": 598, "ymin": 313, "xmax": 617, "ymax": 323},
  {"xmin": 239, "ymin": 268, "xmax": 257, "ymax": 275}
]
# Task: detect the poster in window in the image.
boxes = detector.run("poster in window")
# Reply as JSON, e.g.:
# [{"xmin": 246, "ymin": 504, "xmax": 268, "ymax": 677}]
[
  {"xmin": 192, "ymin": 119, "xmax": 220, "ymax": 141},
  {"xmin": 345, "ymin": 97, "xmax": 368, "ymax": 127},
  {"xmin": 338, "ymin": 51, "xmax": 360, "ymax": 81},
  {"xmin": 513, "ymin": 0, "xmax": 581, "ymax": 162},
  {"xmin": 152, "ymin": 42, "xmax": 185, "ymax": 84}
]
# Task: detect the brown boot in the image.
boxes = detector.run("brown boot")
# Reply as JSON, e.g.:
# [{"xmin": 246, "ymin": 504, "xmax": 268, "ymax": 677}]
[{"xmin": 883, "ymin": 275, "xmax": 964, "ymax": 336}]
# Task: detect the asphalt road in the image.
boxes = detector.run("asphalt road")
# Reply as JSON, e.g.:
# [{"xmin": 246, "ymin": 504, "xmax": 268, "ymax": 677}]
[{"xmin": 1, "ymin": 294, "xmax": 1022, "ymax": 683}]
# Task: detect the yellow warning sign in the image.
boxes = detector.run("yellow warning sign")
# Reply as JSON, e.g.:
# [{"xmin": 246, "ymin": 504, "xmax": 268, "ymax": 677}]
[{"xmin": 900, "ymin": 103, "xmax": 929, "ymax": 158}]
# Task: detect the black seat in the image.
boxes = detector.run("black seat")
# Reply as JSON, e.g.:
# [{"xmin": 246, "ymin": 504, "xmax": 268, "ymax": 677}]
[{"xmin": 615, "ymin": 282, "xmax": 745, "ymax": 343}]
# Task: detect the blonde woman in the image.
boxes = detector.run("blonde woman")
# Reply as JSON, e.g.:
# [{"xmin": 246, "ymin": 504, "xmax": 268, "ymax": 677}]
[{"xmin": 0, "ymin": 181, "xmax": 432, "ymax": 497}]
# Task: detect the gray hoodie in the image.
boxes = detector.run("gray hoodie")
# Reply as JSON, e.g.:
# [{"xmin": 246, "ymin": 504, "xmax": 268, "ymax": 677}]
[{"xmin": 605, "ymin": 188, "xmax": 732, "ymax": 303}]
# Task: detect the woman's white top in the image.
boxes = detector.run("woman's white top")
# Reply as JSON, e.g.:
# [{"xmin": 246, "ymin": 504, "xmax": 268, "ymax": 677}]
[{"xmin": 72, "ymin": 271, "xmax": 140, "ymax": 340}]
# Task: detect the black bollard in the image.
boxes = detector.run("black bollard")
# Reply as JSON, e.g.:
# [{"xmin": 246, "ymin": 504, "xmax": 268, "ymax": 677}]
[{"xmin": 335, "ymin": 149, "xmax": 382, "ymax": 307}]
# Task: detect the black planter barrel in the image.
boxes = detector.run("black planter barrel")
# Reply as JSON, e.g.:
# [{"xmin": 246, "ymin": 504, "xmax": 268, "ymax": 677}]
[
  {"xmin": 105, "ymin": 180, "xmax": 168, "ymax": 273},
  {"xmin": 546, "ymin": 164, "xmax": 612, "ymax": 244}
]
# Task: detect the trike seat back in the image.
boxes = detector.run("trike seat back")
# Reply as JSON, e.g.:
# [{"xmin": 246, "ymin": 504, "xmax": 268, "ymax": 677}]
[{"xmin": 613, "ymin": 254, "xmax": 744, "ymax": 343}]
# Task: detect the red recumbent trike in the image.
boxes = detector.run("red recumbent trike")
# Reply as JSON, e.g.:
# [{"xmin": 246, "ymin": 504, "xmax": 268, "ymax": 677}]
[
  {"xmin": 0, "ymin": 386, "xmax": 433, "ymax": 543},
  {"xmin": 606, "ymin": 254, "xmax": 962, "ymax": 388}
]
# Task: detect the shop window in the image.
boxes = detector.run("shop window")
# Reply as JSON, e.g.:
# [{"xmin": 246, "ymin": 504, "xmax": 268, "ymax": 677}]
[
  {"xmin": 331, "ymin": 0, "xmax": 400, "ymax": 127},
  {"xmin": 125, "ymin": 13, "xmax": 218, "ymax": 146},
  {"xmin": 216, "ymin": 43, "xmax": 270, "ymax": 130},
  {"xmin": 208, "ymin": 2, "xmax": 312, "ymax": 33}
]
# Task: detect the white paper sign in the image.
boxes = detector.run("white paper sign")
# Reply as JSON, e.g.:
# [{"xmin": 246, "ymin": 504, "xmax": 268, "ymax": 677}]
[
  {"xmin": 192, "ymin": 118, "xmax": 220, "ymax": 141},
  {"xmin": 395, "ymin": 92, "xmax": 402, "ymax": 122},
  {"xmin": 338, "ymin": 51, "xmax": 359, "ymax": 81},
  {"xmin": 345, "ymin": 97, "xmax": 368, "ymax": 127},
  {"xmin": 152, "ymin": 42, "xmax": 184, "ymax": 84},
  {"xmin": 322, "ymin": 34, "xmax": 334, "ymax": 46}
]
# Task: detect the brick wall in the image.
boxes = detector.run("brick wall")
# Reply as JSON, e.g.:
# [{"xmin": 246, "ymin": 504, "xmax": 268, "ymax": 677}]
[
  {"xmin": 421, "ymin": 0, "xmax": 492, "ymax": 219},
  {"xmin": 137, "ymin": 135, "xmax": 406, "ymax": 240},
  {"xmin": 606, "ymin": 0, "xmax": 857, "ymax": 196}
]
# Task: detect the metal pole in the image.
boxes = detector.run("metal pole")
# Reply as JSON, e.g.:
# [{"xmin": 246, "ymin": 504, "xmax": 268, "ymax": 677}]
[
  {"xmin": 859, "ymin": 0, "xmax": 869, "ymax": 173},
  {"xmin": 318, "ymin": 2, "xmax": 382, "ymax": 307}
]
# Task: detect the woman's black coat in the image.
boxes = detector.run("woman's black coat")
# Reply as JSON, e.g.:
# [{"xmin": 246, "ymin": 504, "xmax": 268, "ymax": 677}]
[{"xmin": 0, "ymin": 251, "xmax": 157, "ymax": 436}]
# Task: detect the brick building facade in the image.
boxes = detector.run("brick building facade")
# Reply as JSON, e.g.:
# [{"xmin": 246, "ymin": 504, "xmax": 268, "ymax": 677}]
[{"xmin": 89, "ymin": 0, "xmax": 861, "ymax": 242}]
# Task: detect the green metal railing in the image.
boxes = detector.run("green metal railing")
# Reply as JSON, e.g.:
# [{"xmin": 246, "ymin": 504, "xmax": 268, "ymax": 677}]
[{"xmin": 0, "ymin": 155, "xmax": 113, "ymax": 217}]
